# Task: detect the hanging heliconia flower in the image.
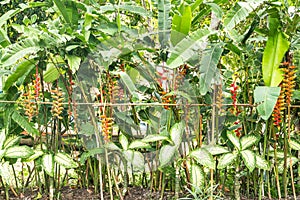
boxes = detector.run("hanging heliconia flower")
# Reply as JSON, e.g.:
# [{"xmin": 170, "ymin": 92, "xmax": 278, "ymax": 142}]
[
  {"xmin": 51, "ymin": 88, "xmax": 64, "ymax": 119},
  {"xmin": 22, "ymin": 87, "xmax": 36, "ymax": 122},
  {"xmin": 216, "ymin": 84, "xmax": 224, "ymax": 113},
  {"xmin": 33, "ymin": 65, "xmax": 41, "ymax": 101},
  {"xmin": 67, "ymin": 69, "xmax": 74, "ymax": 117},
  {"xmin": 100, "ymin": 114, "xmax": 113, "ymax": 142},
  {"xmin": 160, "ymin": 90, "xmax": 176, "ymax": 110},
  {"xmin": 230, "ymin": 73, "xmax": 242, "ymax": 137},
  {"xmin": 174, "ymin": 64, "xmax": 188, "ymax": 90},
  {"xmin": 272, "ymin": 85, "xmax": 285, "ymax": 129},
  {"xmin": 282, "ymin": 65, "xmax": 296, "ymax": 106},
  {"xmin": 230, "ymin": 75, "xmax": 240, "ymax": 116},
  {"xmin": 234, "ymin": 120, "xmax": 242, "ymax": 137}
]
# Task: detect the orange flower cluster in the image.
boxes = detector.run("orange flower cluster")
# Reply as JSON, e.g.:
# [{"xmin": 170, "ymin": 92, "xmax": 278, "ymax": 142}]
[
  {"xmin": 174, "ymin": 64, "xmax": 189, "ymax": 90},
  {"xmin": 160, "ymin": 91, "xmax": 175, "ymax": 110},
  {"xmin": 33, "ymin": 66, "xmax": 41, "ymax": 100},
  {"xmin": 282, "ymin": 65, "xmax": 296, "ymax": 106},
  {"xmin": 51, "ymin": 88, "xmax": 64, "ymax": 119},
  {"xmin": 22, "ymin": 88, "xmax": 37, "ymax": 122},
  {"xmin": 272, "ymin": 63, "xmax": 297, "ymax": 128},
  {"xmin": 272, "ymin": 86, "xmax": 285, "ymax": 128},
  {"xmin": 100, "ymin": 115, "xmax": 113, "ymax": 142}
]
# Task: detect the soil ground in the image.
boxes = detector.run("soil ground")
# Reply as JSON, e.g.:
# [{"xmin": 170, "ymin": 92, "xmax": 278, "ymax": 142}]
[{"xmin": 3, "ymin": 187, "xmax": 300, "ymax": 199}]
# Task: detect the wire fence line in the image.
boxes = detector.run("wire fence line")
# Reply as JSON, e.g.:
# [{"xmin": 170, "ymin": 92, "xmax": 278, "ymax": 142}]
[{"xmin": 1, "ymin": 99, "xmax": 300, "ymax": 108}]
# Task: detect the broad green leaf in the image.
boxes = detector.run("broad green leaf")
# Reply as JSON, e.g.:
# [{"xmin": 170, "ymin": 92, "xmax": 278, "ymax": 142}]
[
  {"xmin": 142, "ymin": 134, "xmax": 169, "ymax": 143},
  {"xmin": 80, "ymin": 148, "xmax": 104, "ymax": 164},
  {"xmin": 289, "ymin": 138, "xmax": 300, "ymax": 150},
  {"xmin": 42, "ymin": 154, "xmax": 54, "ymax": 177},
  {"xmin": 5, "ymin": 146, "xmax": 34, "ymax": 159},
  {"xmin": 131, "ymin": 151, "xmax": 145, "ymax": 171},
  {"xmin": 199, "ymin": 43, "xmax": 223, "ymax": 93},
  {"xmin": 66, "ymin": 55, "xmax": 81, "ymax": 73},
  {"xmin": 224, "ymin": 1, "xmax": 265, "ymax": 31},
  {"xmin": 0, "ymin": 9, "xmax": 20, "ymax": 27},
  {"xmin": 3, "ymin": 59, "xmax": 35, "ymax": 91},
  {"xmin": 241, "ymin": 150, "xmax": 256, "ymax": 172},
  {"xmin": 254, "ymin": 86, "xmax": 280, "ymax": 120},
  {"xmin": 171, "ymin": 5, "xmax": 192, "ymax": 46},
  {"xmin": 202, "ymin": 144, "xmax": 229, "ymax": 155},
  {"xmin": 206, "ymin": 3, "xmax": 223, "ymax": 20},
  {"xmin": 191, "ymin": 163, "xmax": 205, "ymax": 188},
  {"xmin": 218, "ymin": 153, "xmax": 237, "ymax": 169},
  {"xmin": 0, "ymin": 129, "xmax": 5, "ymax": 148},
  {"xmin": 158, "ymin": 0, "xmax": 171, "ymax": 48},
  {"xmin": 123, "ymin": 150, "xmax": 145, "ymax": 171},
  {"xmin": 54, "ymin": 152, "xmax": 78, "ymax": 169},
  {"xmin": 262, "ymin": 30, "xmax": 290, "ymax": 86},
  {"xmin": 240, "ymin": 134, "xmax": 260, "ymax": 150},
  {"xmin": 12, "ymin": 111, "xmax": 39, "ymax": 135},
  {"xmin": 190, "ymin": 148, "xmax": 215, "ymax": 169},
  {"xmin": 159, "ymin": 144, "xmax": 177, "ymax": 168},
  {"xmin": 170, "ymin": 121, "xmax": 184, "ymax": 146},
  {"xmin": 83, "ymin": 13, "xmax": 93, "ymax": 41},
  {"xmin": 227, "ymin": 131, "xmax": 241, "ymax": 150},
  {"xmin": 43, "ymin": 64, "xmax": 60, "ymax": 83},
  {"xmin": 3, "ymin": 135, "xmax": 20, "ymax": 149},
  {"xmin": 1, "ymin": 39, "xmax": 40, "ymax": 68},
  {"xmin": 0, "ymin": 28, "xmax": 10, "ymax": 47},
  {"xmin": 191, "ymin": 0, "xmax": 203, "ymax": 11},
  {"xmin": 53, "ymin": 0, "xmax": 71, "ymax": 24},
  {"xmin": 119, "ymin": 134, "xmax": 129, "ymax": 150},
  {"xmin": 167, "ymin": 28, "xmax": 213, "ymax": 68},
  {"xmin": 278, "ymin": 157, "xmax": 298, "ymax": 173},
  {"xmin": 114, "ymin": 112, "xmax": 137, "ymax": 127},
  {"xmin": 128, "ymin": 140, "xmax": 151, "ymax": 149},
  {"xmin": 119, "ymin": 71, "xmax": 137, "ymax": 95},
  {"xmin": 255, "ymin": 154, "xmax": 269, "ymax": 170},
  {"xmin": 191, "ymin": 4, "xmax": 211, "ymax": 26}
]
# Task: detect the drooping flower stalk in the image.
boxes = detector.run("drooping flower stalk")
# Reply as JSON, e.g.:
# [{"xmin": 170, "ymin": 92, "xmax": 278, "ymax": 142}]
[{"xmin": 51, "ymin": 88, "xmax": 64, "ymax": 120}]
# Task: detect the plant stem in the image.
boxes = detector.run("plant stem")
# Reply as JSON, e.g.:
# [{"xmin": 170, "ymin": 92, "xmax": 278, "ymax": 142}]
[
  {"xmin": 287, "ymin": 105, "xmax": 296, "ymax": 200},
  {"xmin": 49, "ymin": 177, "xmax": 54, "ymax": 200},
  {"xmin": 234, "ymin": 158, "xmax": 241, "ymax": 200},
  {"xmin": 175, "ymin": 165, "xmax": 180, "ymax": 199},
  {"xmin": 160, "ymin": 172, "xmax": 165, "ymax": 200}
]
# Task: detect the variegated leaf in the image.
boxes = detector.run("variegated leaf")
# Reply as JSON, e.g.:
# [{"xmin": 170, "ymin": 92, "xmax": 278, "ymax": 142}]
[
  {"xmin": 240, "ymin": 134, "xmax": 260, "ymax": 150},
  {"xmin": 241, "ymin": 150, "xmax": 256, "ymax": 172},
  {"xmin": 190, "ymin": 148, "xmax": 215, "ymax": 169},
  {"xmin": 218, "ymin": 153, "xmax": 237, "ymax": 169},
  {"xmin": 227, "ymin": 131, "xmax": 241, "ymax": 150},
  {"xmin": 191, "ymin": 163, "xmax": 205, "ymax": 188},
  {"xmin": 202, "ymin": 144, "xmax": 229, "ymax": 155},
  {"xmin": 255, "ymin": 154, "xmax": 269, "ymax": 170},
  {"xmin": 289, "ymin": 138, "xmax": 300, "ymax": 150}
]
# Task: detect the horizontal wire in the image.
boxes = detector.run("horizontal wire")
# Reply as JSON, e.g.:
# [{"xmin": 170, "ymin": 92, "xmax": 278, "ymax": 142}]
[{"xmin": 0, "ymin": 99, "xmax": 299, "ymax": 108}]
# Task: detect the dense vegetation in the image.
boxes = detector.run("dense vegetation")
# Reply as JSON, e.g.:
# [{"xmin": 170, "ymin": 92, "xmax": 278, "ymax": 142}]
[{"xmin": 0, "ymin": 0, "xmax": 300, "ymax": 199}]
